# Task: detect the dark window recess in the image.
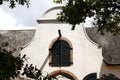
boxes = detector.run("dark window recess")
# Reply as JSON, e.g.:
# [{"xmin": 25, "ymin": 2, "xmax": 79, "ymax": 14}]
[
  {"xmin": 83, "ymin": 73, "xmax": 97, "ymax": 80},
  {"xmin": 50, "ymin": 40, "xmax": 71, "ymax": 67}
]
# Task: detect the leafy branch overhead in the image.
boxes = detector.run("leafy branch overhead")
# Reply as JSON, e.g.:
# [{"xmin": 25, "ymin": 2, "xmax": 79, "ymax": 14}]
[
  {"xmin": 0, "ymin": 0, "xmax": 30, "ymax": 8},
  {"xmin": 56, "ymin": 0, "xmax": 120, "ymax": 35}
]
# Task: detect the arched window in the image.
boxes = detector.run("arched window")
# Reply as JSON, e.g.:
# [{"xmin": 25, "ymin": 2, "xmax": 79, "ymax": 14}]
[
  {"xmin": 49, "ymin": 38, "xmax": 73, "ymax": 67},
  {"xmin": 83, "ymin": 73, "xmax": 97, "ymax": 80}
]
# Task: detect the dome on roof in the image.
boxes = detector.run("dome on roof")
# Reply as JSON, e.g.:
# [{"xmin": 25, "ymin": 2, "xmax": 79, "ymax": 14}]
[{"xmin": 40, "ymin": 6, "xmax": 62, "ymax": 20}]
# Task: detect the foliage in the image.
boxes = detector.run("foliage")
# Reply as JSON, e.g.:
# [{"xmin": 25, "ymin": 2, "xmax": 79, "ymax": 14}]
[
  {"xmin": 53, "ymin": 0, "xmax": 63, "ymax": 3},
  {"xmin": 98, "ymin": 73, "xmax": 120, "ymax": 80},
  {"xmin": 56, "ymin": 0, "xmax": 120, "ymax": 35},
  {"xmin": 0, "ymin": 0, "xmax": 30, "ymax": 8},
  {"xmin": 22, "ymin": 64, "xmax": 56, "ymax": 80},
  {"xmin": 22, "ymin": 64, "xmax": 42, "ymax": 79},
  {"xmin": 0, "ymin": 42, "xmax": 55, "ymax": 80},
  {"xmin": 0, "ymin": 42, "xmax": 27, "ymax": 80}
]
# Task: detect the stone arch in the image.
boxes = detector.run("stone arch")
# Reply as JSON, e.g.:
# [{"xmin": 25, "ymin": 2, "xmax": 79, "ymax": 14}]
[{"xmin": 49, "ymin": 70, "xmax": 78, "ymax": 80}]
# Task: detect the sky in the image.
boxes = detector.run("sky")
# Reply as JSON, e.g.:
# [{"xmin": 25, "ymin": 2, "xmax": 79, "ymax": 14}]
[{"xmin": 0, "ymin": 0, "xmax": 92, "ymax": 29}]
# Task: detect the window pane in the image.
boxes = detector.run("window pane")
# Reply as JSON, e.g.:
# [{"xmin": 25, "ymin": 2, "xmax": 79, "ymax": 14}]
[{"xmin": 51, "ymin": 40, "xmax": 71, "ymax": 67}]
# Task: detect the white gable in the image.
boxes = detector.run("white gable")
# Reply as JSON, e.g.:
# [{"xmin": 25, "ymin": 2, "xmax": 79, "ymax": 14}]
[{"xmin": 39, "ymin": 6, "xmax": 62, "ymax": 20}]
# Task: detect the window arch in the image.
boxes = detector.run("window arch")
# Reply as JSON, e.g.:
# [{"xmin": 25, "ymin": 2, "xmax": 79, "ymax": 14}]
[
  {"xmin": 49, "ymin": 37, "xmax": 73, "ymax": 67},
  {"xmin": 49, "ymin": 70, "xmax": 78, "ymax": 80}
]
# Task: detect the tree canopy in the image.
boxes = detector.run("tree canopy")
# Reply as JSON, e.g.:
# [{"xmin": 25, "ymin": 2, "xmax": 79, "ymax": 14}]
[
  {"xmin": 0, "ymin": 42, "xmax": 26, "ymax": 80},
  {"xmin": 55, "ymin": 0, "xmax": 120, "ymax": 35},
  {"xmin": 0, "ymin": 0, "xmax": 30, "ymax": 8}
]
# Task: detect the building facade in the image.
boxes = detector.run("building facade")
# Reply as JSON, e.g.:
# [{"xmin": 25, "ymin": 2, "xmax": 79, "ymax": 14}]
[
  {"xmin": 1, "ymin": 6, "xmax": 120, "ymax": 80},
  {"xmin": 20, "ymin": 6, "xmax": 120, "ymax": 80}
]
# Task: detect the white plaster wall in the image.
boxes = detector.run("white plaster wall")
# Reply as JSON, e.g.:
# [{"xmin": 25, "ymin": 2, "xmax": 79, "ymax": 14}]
[
  {"xmin": 21, "ymin": 22, "xmax": 103, "ymax": 79},
  {"xmin": 41, "ymin": 9, "xmax": 61, "ymax": 20}
]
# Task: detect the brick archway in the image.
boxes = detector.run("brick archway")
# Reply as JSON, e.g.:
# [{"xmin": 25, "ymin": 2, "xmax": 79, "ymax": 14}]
[{"xmin": 49, "ymin": 70, "xmax": 78, "ymax": 80}]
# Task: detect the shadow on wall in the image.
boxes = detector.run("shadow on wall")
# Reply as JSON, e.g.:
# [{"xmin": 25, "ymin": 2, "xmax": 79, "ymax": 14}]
[{"xmin": 100, "ymin": 61, "xmax": 120, "ymax": 78}]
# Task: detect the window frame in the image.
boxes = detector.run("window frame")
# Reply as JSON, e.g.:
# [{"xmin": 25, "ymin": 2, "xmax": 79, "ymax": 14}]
[{"xmin": 49, "ymin": 37, "xmax": 73, "ymax": 67}]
